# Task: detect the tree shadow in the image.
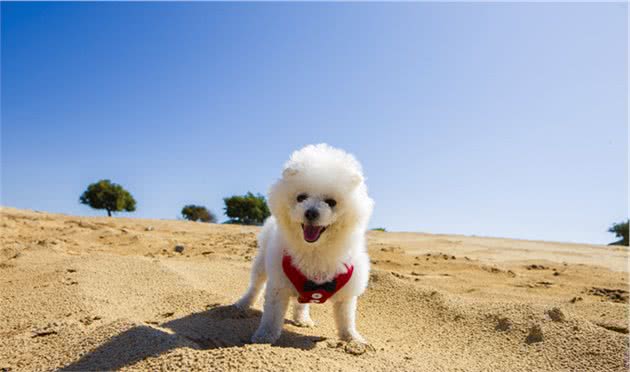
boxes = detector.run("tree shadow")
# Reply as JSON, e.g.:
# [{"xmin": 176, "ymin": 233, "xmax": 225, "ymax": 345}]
[{"xmin": 61, "ymin": 305, "xmax": 326, "ymax": 371}]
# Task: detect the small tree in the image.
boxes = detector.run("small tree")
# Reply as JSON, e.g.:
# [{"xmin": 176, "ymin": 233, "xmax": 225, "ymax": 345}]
[
  {"xmin": 608, "ymin": 220, "xmax": 629, "ymax": 246},
  {"xmin": 181, "ymin": 205, "xmax": 217, "ymax": 223},
  {"xmin": 223, "ymin": 192, "xmax": 270, "ymax": 225},
  {"xmin": 79, "ymin": 179, "xmax": 136, "ymax": 217}
]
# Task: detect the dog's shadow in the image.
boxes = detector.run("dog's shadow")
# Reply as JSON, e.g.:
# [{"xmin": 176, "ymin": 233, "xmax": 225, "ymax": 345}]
[{"xmin": 61, "ymin": 305, "xmax": 326, "ymax": 371}]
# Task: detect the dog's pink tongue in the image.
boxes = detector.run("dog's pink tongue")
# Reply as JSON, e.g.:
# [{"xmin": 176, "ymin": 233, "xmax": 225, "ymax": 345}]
[{"xmin": 303, "ymin": 225, "xmax": 323, "ymax": 242}]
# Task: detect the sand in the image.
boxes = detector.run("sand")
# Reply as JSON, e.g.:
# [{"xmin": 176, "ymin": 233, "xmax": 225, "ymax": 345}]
[{"xmin": 0, "ymin": 207, "xmax": 628, "ymax": 371}]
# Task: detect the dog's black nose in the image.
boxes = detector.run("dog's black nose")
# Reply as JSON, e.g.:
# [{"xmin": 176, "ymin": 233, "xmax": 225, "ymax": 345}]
[{"xmin": 304, "ymin": 208, "xmax": 319, "ymax": 222}]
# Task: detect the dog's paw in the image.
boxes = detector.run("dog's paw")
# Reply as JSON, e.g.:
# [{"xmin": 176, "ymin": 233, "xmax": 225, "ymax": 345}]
[
  {"xmin": 251, "ymin": 327, "xmax": 280, "ymax": 344},
  {"xmin": 233, "ymin": 298, "xmax": 251, "ymax": 311},
  {"xmin": 292, "ymin": 317, "xmax": 316, "ymax": 328},
  {"xmin": 339, "ymin": 331, "xmax": 367, "ymax": 344}
]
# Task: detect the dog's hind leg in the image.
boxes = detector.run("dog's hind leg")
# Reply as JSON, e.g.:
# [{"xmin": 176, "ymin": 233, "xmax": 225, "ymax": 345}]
[
  {"xmin": 292, "ymin": 302, "xmax": 315, "ymax": 327},
  {"xmin": 235, "ymin": 253, "xmax": 266, "ymax": 310}
]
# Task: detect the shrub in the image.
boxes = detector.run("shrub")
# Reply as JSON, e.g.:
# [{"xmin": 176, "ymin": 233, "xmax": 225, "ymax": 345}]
[
  {"xmin": 181, "ymin": 205, "xmax": 217, "ymax": 223},
  {"xmin": 223, "ymin": 192, "xmax": 270, "ymax": 225},
  {"xmin": 79, "ymin": 179, "xmax": 136, "ymax": 217},
  {"xmin": 608, "ymin": 220, "xmax": 629, "ymax": 246}
]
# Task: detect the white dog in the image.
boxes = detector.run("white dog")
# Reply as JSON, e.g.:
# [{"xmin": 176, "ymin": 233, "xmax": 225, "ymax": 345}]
[{"xmin": 235, "ymin": 144, "xmax": 374, "ymax": 344}]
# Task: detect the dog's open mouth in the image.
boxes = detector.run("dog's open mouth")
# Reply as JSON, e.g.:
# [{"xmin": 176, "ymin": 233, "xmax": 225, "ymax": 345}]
[{"xmin": 301, "ymin": 224, "xmax": 326, "ymax": 243}]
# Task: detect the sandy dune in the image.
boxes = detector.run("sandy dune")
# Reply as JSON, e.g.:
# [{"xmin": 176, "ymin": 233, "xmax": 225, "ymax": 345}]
[{"xmin": 1, "ymin": 207, "xmax": 628, "ymax": 371}]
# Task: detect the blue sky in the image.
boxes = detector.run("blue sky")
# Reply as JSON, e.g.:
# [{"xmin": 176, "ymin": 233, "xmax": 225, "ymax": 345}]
[{"xmin": 1, "ymin": 2, "xmax": 627, "ymax": 244}]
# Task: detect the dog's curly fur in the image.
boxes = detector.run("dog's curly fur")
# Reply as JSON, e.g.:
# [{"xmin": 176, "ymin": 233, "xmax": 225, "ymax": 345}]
[{"xmin": 235, "ymin": 144, "xmax": 374, "ymax": 344}]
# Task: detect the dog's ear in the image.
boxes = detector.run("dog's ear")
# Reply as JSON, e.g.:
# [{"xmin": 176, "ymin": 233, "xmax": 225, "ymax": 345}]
[
  {"xmin": 349, "ymin": 172, "xmax": 364, "ymax": 188},
  {"xmin": 282, "ymin": 165, "xmax": 299, "ymax": 178}
]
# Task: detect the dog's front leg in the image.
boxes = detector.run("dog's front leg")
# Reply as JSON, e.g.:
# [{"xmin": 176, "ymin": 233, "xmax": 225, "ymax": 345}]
[
  {"xmin": 292, "ymin": 302, "xmax": 315, "ymax": 327},
  {"xmin": 251, "ymin": 287, "xmax": 290, "ymax": 344},
  {"xmin": 333, "ymin": 296, "xmax": 366, "ymax": 343}
]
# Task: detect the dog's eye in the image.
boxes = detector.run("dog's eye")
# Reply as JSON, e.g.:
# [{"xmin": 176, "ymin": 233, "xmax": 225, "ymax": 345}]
[
  {"xmin": 296, "ymin": 194, "xmax": 308, "ymax": 203},
  {"xmin": 325, "ymin": 199, "xmax": 337, "ymax": 208}
]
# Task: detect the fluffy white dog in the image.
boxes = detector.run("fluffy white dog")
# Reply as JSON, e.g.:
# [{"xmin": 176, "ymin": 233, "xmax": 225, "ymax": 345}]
[{"xmin": 235, "ymin": 144, "xmax": 374, "ymax": 344}]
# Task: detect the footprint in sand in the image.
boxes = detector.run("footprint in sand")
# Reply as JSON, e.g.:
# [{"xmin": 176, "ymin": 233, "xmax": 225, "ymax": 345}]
[
  {"xmin": 495, "ymin": 317, "xmax": 512, "ymax": 331},
  {"xmin": 525, "ymin": 325, "xmax": 544, "ymax": 344},
  {"xmin": 587, "ymin": 287, "xmax": 629, "ymax": 303},
  {"xmin": 546, "ymin": 308, "xmax": 566, "ymax": 322}
]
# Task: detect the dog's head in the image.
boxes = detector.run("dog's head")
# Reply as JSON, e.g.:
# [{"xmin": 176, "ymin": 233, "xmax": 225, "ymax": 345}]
[{"xmin": 268, "ymin": 144, "xmax": 373, "ymax": 249}]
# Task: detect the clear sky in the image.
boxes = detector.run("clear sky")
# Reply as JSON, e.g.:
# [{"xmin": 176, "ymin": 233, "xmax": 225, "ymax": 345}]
[{"xmin": 1, "ymin": 2, "xmax": 627, "ymax": 245}]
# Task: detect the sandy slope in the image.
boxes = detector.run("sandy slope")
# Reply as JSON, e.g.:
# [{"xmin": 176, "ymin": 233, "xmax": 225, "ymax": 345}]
[{"xmin": 0, "ymin": 207, "xmax": 628, "ymax": 371}]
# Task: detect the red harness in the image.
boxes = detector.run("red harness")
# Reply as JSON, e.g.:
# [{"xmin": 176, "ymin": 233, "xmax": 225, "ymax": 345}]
[{"xmin": 282, "ymin": 254, "xmax": 353, "ymax": 304}]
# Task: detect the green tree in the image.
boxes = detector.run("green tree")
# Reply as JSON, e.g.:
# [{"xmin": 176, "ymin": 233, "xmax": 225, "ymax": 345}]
[
  {"xmin": 608, "ymin": 220, "xmax": 629, "ymax": 246},
  {"xmin": 79, "ymin": 179, "xmax": 136, "ymax": 217},
  {"xmin": 223, "ymin": 192, "xmax": 270, "ymax": 225},
  {"xmin": 181, "ymin": 205, "xmax": 217, "ymax": 223}
]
